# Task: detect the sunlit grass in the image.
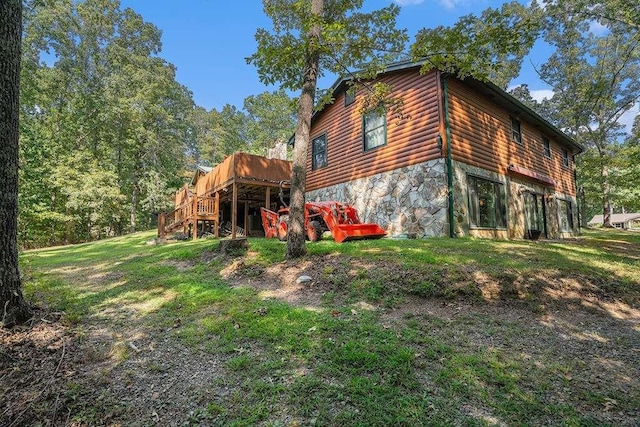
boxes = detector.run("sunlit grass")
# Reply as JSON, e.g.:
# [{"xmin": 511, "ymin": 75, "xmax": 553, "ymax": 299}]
[{"xmin": 19, "ymin": 228, "xmax": 640, "ymax": 425}]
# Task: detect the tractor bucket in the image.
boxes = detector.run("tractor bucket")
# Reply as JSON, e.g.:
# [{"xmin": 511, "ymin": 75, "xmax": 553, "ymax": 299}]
[
  {"xmin": 331, "ymin": 223, "xmax": 387, "ymax": 243},
  {"xmin": 260, "ymin": 207, "xmax": 279, "ymax": 239}
]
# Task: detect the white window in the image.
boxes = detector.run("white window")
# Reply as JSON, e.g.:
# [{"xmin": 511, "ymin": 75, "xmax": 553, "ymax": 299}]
[{"xmin": 363, "ymin": 110, "xmax": 386, "ymax": 151}]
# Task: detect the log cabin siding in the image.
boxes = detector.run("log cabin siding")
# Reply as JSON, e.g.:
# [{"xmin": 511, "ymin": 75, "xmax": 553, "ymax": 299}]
[
  {"xmin": 446, "ymin": 78, "xmax": 577, "ymax": 196},
  {"xmin": 306, "ymin": 69, "xmax": 442, "ymax": 192}
]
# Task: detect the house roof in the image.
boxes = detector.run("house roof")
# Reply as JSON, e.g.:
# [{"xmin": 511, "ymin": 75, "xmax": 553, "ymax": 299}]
[
  {"xmin": 320, "ymin": 61, "xmax": 583, "ymax": 154},
  {"xmin": 191, "ymin": 165, "xmax": 213, "ymax": 186},
  {"xmin": 588, "ymin": 213, "xmax": 640, "ymax": 224}
]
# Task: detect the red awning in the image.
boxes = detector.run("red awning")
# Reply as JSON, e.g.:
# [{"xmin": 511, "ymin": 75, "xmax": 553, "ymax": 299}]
[{"xmin": 508, "ymin": 164, "xmax": 556, "ymax": 187}]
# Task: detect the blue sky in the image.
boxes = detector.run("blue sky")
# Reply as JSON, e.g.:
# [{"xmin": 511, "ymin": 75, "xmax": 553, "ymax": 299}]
[
  {"xmin": 119, "ymin": 0, "xmax": 542, "ymax": 108},
  {"xmin": 119, "ymin": 0, "xmax": 637, "ymax": 131}
]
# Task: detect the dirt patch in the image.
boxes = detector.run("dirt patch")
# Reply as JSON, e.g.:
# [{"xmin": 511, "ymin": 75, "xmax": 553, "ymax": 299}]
[
  {"xmin": 1, "ymin": 309, "xmax": 86, "ymax": 426},
  {"xmin": 161, "ymin": 259, "xmax": 196, "ymax": 271},
  {"xmin": 224, "ymin": 253, "xmax": 640, "ymax": 318},
  {"xmin": 1, "ymin": 306, "xmax": 226, "ymax": 426}
]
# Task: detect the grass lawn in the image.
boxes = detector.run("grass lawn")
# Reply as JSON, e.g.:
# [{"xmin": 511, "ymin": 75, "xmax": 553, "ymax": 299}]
[{"xmin": 2, "ymin": 229, "xmax": 639, "ymax": 426}]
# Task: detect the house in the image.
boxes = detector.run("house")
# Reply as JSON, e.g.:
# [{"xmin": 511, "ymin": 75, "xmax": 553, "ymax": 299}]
[
  {"xmin": 190, "ymin": 165, "xmax": 213, "ymax": 187},
  {"xmin": 159, "ymin": 153, "xmax": 292, "ymax": 239},
  {"xmin": 588, "ymin": 213, "xmax": 640, "ymax": 229},
  {"xmin": 305, "ymin": 62, "xmax": 583, "ymax": 240}
]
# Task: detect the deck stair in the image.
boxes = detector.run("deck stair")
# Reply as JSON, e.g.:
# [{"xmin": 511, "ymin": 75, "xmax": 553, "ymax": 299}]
[{"xmin": 158, "ymin": 195, "xmax": 219, "ymax": 240}]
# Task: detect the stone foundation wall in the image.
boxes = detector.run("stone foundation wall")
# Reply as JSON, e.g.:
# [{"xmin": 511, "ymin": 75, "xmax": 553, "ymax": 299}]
[
  {"xmin": 306, "ymin": 159, "xmax": 448, "ymax": 238},
  {"xmin": 307, "ymin": 158, "xmax": 578, "ymax": 240}
]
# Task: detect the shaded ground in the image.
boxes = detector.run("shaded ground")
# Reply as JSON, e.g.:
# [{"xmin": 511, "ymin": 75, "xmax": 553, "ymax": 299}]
[
  {"xmin": 1, "ymin": 307, "xmax": 228, "ymax": 426},
  {"xmin": 2, "ymin": 231, "xmax": 639, "ymax": 425}
]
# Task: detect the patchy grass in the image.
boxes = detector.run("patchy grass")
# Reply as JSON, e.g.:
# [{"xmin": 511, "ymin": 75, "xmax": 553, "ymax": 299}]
[{"xmin": 2, "ymin": 228, "xmax": 638, "ymax": 426}]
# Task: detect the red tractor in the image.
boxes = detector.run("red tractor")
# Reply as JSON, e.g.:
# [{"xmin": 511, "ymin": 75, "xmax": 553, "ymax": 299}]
[{"xmin": 260, "ymin": 201, "xmax": 386, "ymax": 243}]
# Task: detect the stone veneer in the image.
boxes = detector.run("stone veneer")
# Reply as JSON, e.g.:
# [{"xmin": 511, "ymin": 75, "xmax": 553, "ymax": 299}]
[
  {"xmin": 451, "ymin": 160, "xmax": 578, "ymax": 239},
  {"xmin": 306, "ymin": 159, "xmax": 448, "ymax": 238}
]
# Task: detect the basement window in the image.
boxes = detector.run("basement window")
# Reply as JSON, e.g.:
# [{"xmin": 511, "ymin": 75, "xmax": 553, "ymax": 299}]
[
  {"xmin": 363, "ymin": 110, "xmax": 387, "ymax": 151},
  {"xmin": 312, "ymin": 133, "xmax": 327, "ymax": 170},
  {"xmin": 468, "ymin": 175, "xmax": 507, "ymax": 229}
]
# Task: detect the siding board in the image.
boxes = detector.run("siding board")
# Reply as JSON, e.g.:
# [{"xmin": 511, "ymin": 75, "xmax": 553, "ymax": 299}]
[
  {"xmin": 307, "ymin": 69, "xmax": 442, "ymax": 191},
  {"xmin": 446, "ymin": 79, "xmax": 576, "ymax": 195}
]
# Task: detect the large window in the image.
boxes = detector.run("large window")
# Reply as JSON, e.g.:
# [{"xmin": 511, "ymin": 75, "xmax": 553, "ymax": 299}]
[
  {"xmin": 363, "ymin": 110, "xmax": 386, "ymax": 151},
  {"xmin": 558, "ymin": 199, "xmax": 574, "ymax": 232},
  {"xmin": 468, "ymin": 175, "xmax": 507, "ymax": 229},
  {"xmin": 312, "ymin": 133, "xmax": 327, "ymax": 170},
  {"xmin": 511, "ymin": 118, "xmax": 522, "ymax": 145},
  {"xmin": 543, "ymin": 137, "xmax": 551, "ymax": 158}
]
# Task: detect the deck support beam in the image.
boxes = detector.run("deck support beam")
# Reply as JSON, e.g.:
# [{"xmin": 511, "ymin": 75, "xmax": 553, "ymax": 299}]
[
  {"xmin": 158, "ymin": 213, "xmax": 166, "ymax": 238},
  {"xmin": 214, "ymin": 191, "xmax": 220, "ymax": 238},
  {"xmin": 192, "ymin": 195, "xmax": 199, "ymax": 241},
  {"xmin": 265, "ymin": 187, "xmax": 271, "ymax": 211},
  {"xmin": 244, "ymin": 201, "xmax": 249, "ymax": 237},
  {"xmin": 232, "ymin": 182, "xmax": 238, "ymax": 239}
]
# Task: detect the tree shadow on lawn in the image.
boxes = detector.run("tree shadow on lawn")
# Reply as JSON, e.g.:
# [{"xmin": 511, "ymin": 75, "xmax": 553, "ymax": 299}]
[{"xmin": 12, "ymin": 229, "xmax": 640, "ymax": 425}]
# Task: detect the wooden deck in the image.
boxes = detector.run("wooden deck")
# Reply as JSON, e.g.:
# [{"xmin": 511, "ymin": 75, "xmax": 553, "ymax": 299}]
[{"xmin": 158, "ymin": 153, "xmax": 292, "ymax": 239}]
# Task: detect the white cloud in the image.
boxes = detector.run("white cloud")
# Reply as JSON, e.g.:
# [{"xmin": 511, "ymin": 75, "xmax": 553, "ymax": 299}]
[
  {"xmin": 393, "ymin": 0, "xmax": 424, "ymax": 5},
  {"xmin": 588, "ymin": 20, "xmax": 608, "ymax": 35},
  {"xmin": 438, "ymin": 0, "xmax": 466, "ymax": 9},
  {"xmin": 530, "ymin": 89, "xmax": 555, "ymax": 102}
]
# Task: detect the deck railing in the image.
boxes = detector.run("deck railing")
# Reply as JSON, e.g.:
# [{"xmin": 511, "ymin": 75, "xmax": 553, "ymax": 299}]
[
  {"xmin": 158, "ymin": 195, "xmax": 218, "ymax": 239},
  {"xmin": 197, "ymin": 196, "xmax": 216, "ymax": 216}
]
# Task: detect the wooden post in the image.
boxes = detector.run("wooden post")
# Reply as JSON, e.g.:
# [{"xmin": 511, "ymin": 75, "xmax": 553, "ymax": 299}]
[
  {"xmin": 158, "ymin": 213, "xmax": 166, "ymax": 238},
  {"xmin": 244, "ymin": 201, "xmax": 249, "ymax": 237},
  {"xmin": 265, "ymin": 187, "xmax": 271, "ymax": 211},
  {"xmin": 192, "ymin": 194, "xmax": 199, "ymax": 241},
  {"xmin": 214, "ymin": 191, "xmax": 220, "ymax": 238},
  {"xmin": 232, "ymin": 182, "xmax": 238, "ymax": 239}
]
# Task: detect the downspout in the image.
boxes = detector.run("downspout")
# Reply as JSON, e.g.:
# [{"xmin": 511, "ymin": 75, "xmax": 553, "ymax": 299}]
[
  {"xmin": 441, "ymin": 75, "xmax": 455, "ymax": 238},
  {"xmin": 575, "ymin": 168, "xmax": 581, "ymax": 234}
]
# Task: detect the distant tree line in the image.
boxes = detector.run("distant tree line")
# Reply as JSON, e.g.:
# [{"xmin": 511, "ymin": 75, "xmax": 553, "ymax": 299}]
[{"xmin": 18, "ymin": 0, "xmax": 296, "ymax": 249}]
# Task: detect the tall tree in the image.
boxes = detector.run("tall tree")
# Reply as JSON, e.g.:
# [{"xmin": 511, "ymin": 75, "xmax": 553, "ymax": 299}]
[
  {"xmin": 540, "ymin": 0, "xmax": 640, "ymax": 227},
  {"xmin": 19, "ymin": 0, "xmax": 194, "ymax": 245},
  {"xmin": 248, "ymin": 0, "xmax": 406, "ymax": 258},
  {"xmin": 410, "ymin": 1, "xmax": 542, "ymax": 88},
  {"xmin": 1, "ymin": 0, "xmax": 32, "ymax": 326},
  {"xmin": 244, "ymin": 89, "xmax": 296, "ymax": 157}
]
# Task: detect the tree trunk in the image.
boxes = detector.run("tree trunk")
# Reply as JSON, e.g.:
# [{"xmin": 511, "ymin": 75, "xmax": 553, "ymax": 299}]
[
  {"xmin": 603, "ymin": 195, "xmax": 613, "ymax": 227},
  {"xmin": 0, "ymin": 0, "xmax": 32, "ymax": 327},
  {"xmin": 130, "ymin": 181, "xmax": 139, "ymax": 233},
  {"xmin": 601, "ymin": 157, "xmax": 613, "ymax": 228},
  {"xmin": 286, "ymin": 0, "xmax": 324, "ymax": 259},
  {"xmin": 579, "ymin": 187, "xmax": 588, "ymax": 228}
]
